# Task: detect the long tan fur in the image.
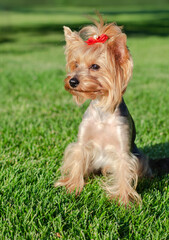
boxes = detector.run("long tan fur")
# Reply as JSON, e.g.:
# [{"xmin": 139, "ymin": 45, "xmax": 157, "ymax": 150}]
[{"xmin": 55, "ymin": 16, "xmax": 151, "ymax": 205}]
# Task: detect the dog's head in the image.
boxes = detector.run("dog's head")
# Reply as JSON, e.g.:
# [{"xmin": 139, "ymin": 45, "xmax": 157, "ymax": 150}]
[{"xmin": 64, "ymin": 16, "xmax": 133, "ymax": 112}]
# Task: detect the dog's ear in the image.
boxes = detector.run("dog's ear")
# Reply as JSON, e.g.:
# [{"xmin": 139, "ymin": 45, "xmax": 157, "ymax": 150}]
[
  {"xmin": 64, "ymin": 26, "xmax": 83, "ymax": 46},
  {"xmin": 106, "ymin": 32, "xmax": 133, "ymax": 108},
  {"xmin": 108, "ymin": 33, "xmax": 129, "ymax": 64},
  {"xmin": 63, "ymin": 26, "xmax": 73, "ymax": 41}
]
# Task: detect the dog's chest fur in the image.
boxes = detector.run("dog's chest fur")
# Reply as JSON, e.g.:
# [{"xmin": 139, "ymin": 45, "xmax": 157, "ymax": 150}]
[{"xmin": 78, "ymin": 100, "xmax": 132, "ymax": 153}]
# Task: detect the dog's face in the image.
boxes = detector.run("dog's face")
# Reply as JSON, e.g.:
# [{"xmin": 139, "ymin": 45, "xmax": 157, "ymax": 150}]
[
  {"xmin": 64, "ymin": 21, "xmax": 133, "ymax": 112},
  {"xmin": 64, "ymin": 37, "xmax": 107, "ymax": 102}
]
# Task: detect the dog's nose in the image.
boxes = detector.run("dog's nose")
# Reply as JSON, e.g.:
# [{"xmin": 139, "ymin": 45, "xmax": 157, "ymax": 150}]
[{"xmin": 69, "ymin": 78, "xmax": 79, "ymax": 88}]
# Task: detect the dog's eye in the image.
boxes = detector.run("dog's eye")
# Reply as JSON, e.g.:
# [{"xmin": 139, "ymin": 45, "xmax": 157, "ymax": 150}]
[
  {"xmin": 90, "ymin": 64, "xmax": 100, "ymax": 70},
  {"xmin": 75, "ymin": 62, "xmax": 78, "ymax": 68}
]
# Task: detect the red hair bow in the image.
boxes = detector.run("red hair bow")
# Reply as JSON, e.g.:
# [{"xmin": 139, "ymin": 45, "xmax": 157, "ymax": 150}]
[{"xmin": 85, "ymin": 34, "xmax": 109, "ymax": 45}]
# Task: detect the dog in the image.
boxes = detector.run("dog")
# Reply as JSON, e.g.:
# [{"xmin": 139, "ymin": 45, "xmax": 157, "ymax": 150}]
[{"xmin": 55, "ymin": 16, "xmax": 154, "ymax": 205}]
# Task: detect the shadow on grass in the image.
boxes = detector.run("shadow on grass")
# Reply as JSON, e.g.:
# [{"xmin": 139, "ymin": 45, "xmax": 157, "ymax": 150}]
[
  {"xmin": 143, "ymin": 142, "xmax": 169, "ymax": 176},
  {"xmin": 137, "ymin": 142, "xmax": 169, "ymax": 195},
  {"xmin": 1, "ymin": 17, "xmax": 169, "ymax": 38},
  {"xmin": 142, "ymin": 142, "xmax": 169, "ymax": 161},
  {"xmin": 0, "ymin": 36, "xmax": 16, "ymax": 44},
  {"xmin": 0, "ymin": 39, "xmax": 64, "ymax": 54},
  {"xmin": 1, "ymin": 8, "xmax": 169, "ymax": 44},
  {"xmin": 4, "ymin": 7, "xmax": 169, "ymax": 16}
]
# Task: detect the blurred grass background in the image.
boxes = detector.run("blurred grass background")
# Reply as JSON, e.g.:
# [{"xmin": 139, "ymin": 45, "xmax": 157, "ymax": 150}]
[{"xmin": 0, "ymin": 0, "xmax": 169, "ymax": 239}]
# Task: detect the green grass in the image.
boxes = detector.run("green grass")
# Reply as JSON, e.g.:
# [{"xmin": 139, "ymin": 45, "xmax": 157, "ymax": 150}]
[{"xmin": 0, "ymin": 5, "xmax": 169, "ymax": 240}]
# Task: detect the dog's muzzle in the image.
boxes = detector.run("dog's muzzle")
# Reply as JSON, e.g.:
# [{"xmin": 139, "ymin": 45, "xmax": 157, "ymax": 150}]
[{"xmin": 69, "ymin": 78, "xmax": 79, "ymax": 88}]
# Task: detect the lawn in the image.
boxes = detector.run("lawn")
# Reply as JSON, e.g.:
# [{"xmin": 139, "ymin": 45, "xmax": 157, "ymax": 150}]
[{"xmin": 0, "ymin": 4, "xmax": 169, "ymax": 239}]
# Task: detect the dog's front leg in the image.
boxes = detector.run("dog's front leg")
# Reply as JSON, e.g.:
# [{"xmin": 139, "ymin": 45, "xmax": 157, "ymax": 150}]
[
  {"xmin": 55, "ymin": 142, "xmax": 91, "ymax": 194},
  {"xmin": 102, "ymin": 148, "xmax": 141, "ymax": 205}
]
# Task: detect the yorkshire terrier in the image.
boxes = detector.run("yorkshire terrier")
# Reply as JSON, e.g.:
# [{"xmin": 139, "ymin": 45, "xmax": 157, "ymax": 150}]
[{"xmin": 55, "ymin": 16, "xmax": 153, "ymax": 205}]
